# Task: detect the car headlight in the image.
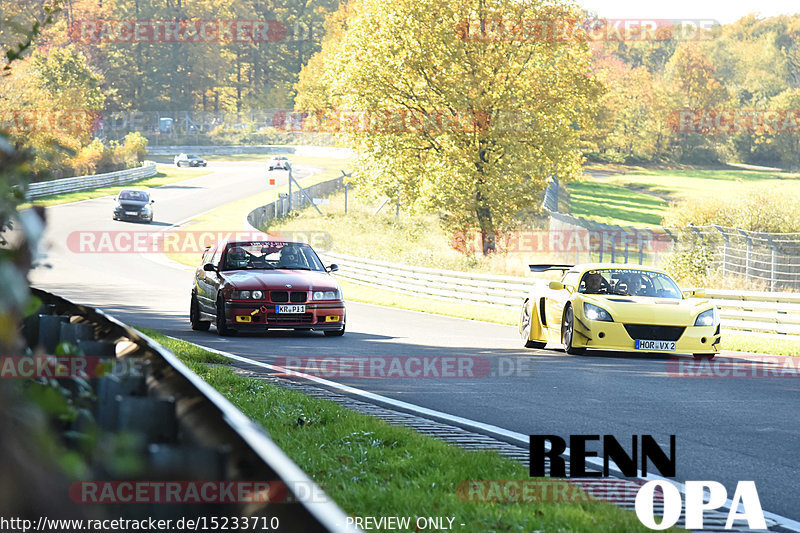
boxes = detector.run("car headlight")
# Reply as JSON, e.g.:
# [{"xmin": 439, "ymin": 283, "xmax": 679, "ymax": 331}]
[
  {"xmin": 313, "ymin": 290, "xmax": 339, "ymax": 300},
  {"xmin": 584, "ymin": 302, "xmax": 613, "ymax": 322},
  {"xmin": 251, "ymin": 290, "xmax": 263, "ymax": 300},
  {"xmin": 694, "ymin": 308, "xmax": 718, "ymax": 326},
  {"xmin": 232, "ymin": 290, "xmax": 251, "ymax": 299},
  {"xmin": 143, "ymin": 205, "xmax": 152, "ymax": 213}
]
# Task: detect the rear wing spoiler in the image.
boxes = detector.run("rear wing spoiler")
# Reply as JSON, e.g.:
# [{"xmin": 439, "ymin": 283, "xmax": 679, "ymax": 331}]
[{"xmin": 528, "ymin": 264, "xmax": 574, "ymax": 272}]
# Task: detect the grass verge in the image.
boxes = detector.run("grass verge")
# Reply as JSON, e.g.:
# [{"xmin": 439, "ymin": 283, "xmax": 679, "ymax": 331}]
[
  {"xmin": 572, "ymin": 165, "xmax": 800, "ymax": 227},
  {"xmin": 723, "ymin": 333, "xmax": 800, "ymax": 357},
  {"xmin": 142, "ymin": 329, "xmax": 668, "ymax": 533},
  {"xmin": 21, "ymin": 165, "xmax": 212, "ymax": 208}
]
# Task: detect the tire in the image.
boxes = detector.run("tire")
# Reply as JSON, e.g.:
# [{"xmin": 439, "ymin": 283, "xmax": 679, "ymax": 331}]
[
  {"xmin": 324, "ymin": 324, "xmax": 345, "ymax": 337},
  {"xmin": 562, "ymin": 305, "xmax": 585, "ymax": 355},
  {"xmin": 190, "ymin": 293, "xmax": 210, "ymax": 331},
  {"xmin": 215, "ymin": 296, "xmax": 235, "ymax": 336},
  {"xmin": 693, "ymin": 354, "xmax": 715, "ymax": 360},
  {"xmin": 519, "ymin": 300, "xmax": 546, "ymax": 349}
]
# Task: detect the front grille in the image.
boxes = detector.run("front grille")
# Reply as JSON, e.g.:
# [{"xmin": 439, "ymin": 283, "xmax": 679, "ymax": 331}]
[
  {"xmin": 623, "ymin": 324, "xmax": 685, "ymax": 341},
  {"xmin": 290, "ymin": 292, "xmax": 307, "ymax": 303},
  {"xmin": 270, "ymin": 291, "xmax": 306, "ymax": 303},
  {"xmin": 270, "ymin": 291, "xmax": 288, "ymax": 303},
  {"xmin": 266, "ymin": 313, "xmax": 313, "ymax": 324}
]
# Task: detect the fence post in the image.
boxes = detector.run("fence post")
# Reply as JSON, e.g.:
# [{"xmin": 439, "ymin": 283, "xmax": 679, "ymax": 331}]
[
  {"xmin": 738, "ymin": 229, "xmax": 752, "ymax": 280},
  {"xmin": 712, "ymin": 225, "xmax": 728, "ymax": 277},
  {"xmin": 764, "ymin": 233, "xmax": 778, "ymax": 291},
  {"xmin": 344, "ymin": 183, "xmax": 348, "ymax": 214}
]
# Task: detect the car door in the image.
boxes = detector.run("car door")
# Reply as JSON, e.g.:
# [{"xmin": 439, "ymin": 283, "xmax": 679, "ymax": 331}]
[
  {"xmin": 197, "ymin": 245, "xmax": 222, "ymax": 313},
  {"xmin": 545, "ymin": 270, "xmax": 580, "ymax": 331}
]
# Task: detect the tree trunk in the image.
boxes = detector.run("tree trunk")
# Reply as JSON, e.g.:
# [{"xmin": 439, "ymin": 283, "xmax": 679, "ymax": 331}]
[{"xmin": 476, "ymin": 190, "xmax": 495, "ymax": 255}]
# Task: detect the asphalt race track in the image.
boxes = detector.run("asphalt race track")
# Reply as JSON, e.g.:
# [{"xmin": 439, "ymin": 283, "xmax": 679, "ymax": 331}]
[{"xmin": 30, "ymin": 161, "xmax": 800, "ymax": 523}]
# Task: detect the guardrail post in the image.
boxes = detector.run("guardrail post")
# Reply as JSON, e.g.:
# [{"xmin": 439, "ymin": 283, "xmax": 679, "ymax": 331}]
[{"xmin": 288, "ymin": 167, "xmax": 293, "ymax": 213}]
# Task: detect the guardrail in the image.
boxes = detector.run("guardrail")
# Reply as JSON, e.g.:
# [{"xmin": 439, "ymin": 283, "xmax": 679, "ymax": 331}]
[
  {"xmin": 25, "ymin": 288, "xmax": 357, "ymax": 532},
  {"xmin": 321, "ymin": 252, "xmax": 800, "ymax": 339},
  {"xmin": 247, "ymin": 175, "xmax": 347, "ymax": 230},
  {"xmin": 26, "ymin": 161, "xmax": 157, "ymax": 200}
]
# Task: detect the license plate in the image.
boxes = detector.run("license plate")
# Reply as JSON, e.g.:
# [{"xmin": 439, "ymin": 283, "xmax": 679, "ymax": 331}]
[
  {"xmin": 635, "ymin": 339, "xmax": 676, "ymax": 351},
  {"xmin": 275, "ymin": 305, "xmax": 305, "ymax": 314},
  {"xmin": 125, "ymin": 211, "xmax": 138, "ymax": 216}
]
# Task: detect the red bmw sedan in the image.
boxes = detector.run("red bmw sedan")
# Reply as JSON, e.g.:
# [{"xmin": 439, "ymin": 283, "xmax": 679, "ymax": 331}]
[{"xmin": 190, "ymin": 239, "xmax": 345, "ymax": 336}]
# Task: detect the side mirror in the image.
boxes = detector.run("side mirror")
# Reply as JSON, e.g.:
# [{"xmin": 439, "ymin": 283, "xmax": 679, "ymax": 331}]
[
  {"xmin": 327, "ymin": 264, "xmax": 339, "ymax": 272},
  {"xmin": 150, "ymin": 199, "xmax": 155, "ymax": 204},
  {"xmin": 203, "ymin": 263, "xmax": 216, "ymax": 272},
  {"xmin": 683, "ymin": 288, "xmax": 706, "ymax": 298},
  {"xmin": 548, "ymin": 281, "xmax": 564, "ymax": 291}
]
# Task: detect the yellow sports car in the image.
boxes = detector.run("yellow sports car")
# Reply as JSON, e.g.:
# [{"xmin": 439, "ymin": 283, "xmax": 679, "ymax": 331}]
[{"xmin": 518, "ymin": 263, "xmax": 720, "ymax": 358}]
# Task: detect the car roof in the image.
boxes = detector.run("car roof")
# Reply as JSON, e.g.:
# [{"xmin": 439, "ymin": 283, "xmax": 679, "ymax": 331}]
[
  {"xmin": 571, "ymin": 263, "xmax": 669, "ymax": 275},
  {"xmin": 120, "ymin": 188, "xmax": 149, "ymax": 194},
  {"xmin": 216, "ymin": 239, "xmax": 310, "ymax": 248}
]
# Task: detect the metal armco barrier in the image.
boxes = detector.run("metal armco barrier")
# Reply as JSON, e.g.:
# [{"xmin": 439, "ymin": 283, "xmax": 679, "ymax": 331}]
[
  {"xmin": 26, "ymin": 161, "xmax": 157, "ymax": 200},
  {"xmin": 25, "ymin": 288, "xmax": 358, "ymax": 532},
  {"xmin": 247, "ymin": 175, "xmax": 347, "ymax": 229},
  {"xmin": 320, "ymin": 252, "xmax": 800, "ymax": 339}
]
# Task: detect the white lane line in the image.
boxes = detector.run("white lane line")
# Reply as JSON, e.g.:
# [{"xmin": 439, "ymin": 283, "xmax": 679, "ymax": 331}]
[{"xmin": 163, "ymin": 335, "xmax": 800, "ymax": 532}]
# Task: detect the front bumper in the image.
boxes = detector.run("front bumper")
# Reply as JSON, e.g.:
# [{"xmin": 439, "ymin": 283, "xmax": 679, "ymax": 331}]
[
  {"xmin": 225, "ymin": 301, "xmax": 345, "ymax": 330},
  {"xmin": 114, "ymin": 210, "xmax": 152, "ymax": 222},
  {"xmin": 574, "ymin": 319, "xmax": 720, "ymax": 355}
]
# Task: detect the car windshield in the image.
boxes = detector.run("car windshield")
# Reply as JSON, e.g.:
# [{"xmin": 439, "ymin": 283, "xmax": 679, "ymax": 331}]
[
  {"xmin": 118, "ymin": 190, "xmax": 149, "ymax": 201},
  {"xmin": 220, "ymin": 242, "xmax": 325, "ymax": 272},
  {"xmin": 187, "ymin": 154, "xmax": 200, "ymax": 159},
  {"xmin": 578, "ymin": 268, "xmax": 682, "ymax": 299}
]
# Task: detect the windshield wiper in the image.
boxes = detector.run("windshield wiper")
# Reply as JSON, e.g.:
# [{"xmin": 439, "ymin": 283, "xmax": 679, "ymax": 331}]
[{"xmin": 276, "ymin": 266, "xmax": 311, "ymax": 270}]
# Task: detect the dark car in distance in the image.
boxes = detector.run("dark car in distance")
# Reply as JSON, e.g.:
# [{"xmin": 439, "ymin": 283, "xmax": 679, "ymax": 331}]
[
  {"xmin": 174, "ymin": 153, "xmax": 208, "ymax": 167},
  {"xmin": 190, "ymin": 240, "xmax": 345, "ymax": 337},
  {"xmin": 113, "ymin": 189, "xmax": 154, "ymax": 223}
]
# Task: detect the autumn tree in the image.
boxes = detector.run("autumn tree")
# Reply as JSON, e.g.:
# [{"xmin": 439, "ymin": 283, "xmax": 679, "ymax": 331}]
[{"xmin": 296, "ymin": 0, "xmax": 601, "ymax": 253}]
